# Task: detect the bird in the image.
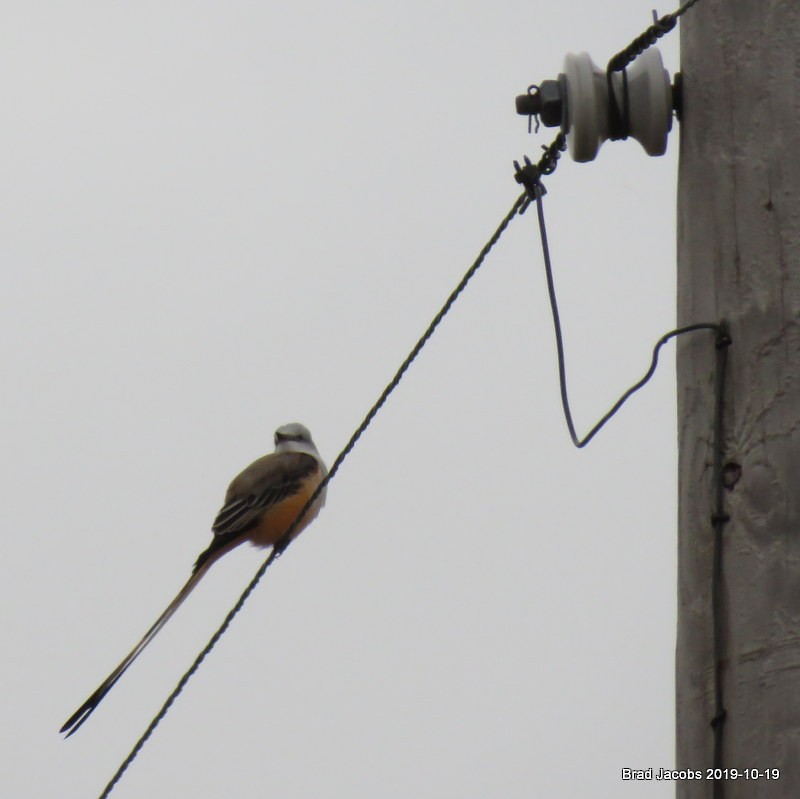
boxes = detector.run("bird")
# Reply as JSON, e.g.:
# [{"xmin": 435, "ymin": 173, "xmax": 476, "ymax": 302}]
[{"xmin": 60, "ymin": 422, "xmax": 327, "ymax": 737}]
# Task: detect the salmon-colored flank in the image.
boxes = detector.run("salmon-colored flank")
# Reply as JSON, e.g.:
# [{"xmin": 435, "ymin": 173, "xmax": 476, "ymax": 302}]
[{"xmin": 248, "ymin": 467, "xmax": 324, "ymax": 549}]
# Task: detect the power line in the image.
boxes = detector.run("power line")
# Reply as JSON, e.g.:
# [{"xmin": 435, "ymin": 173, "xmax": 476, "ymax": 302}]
[
  {"xmin": 607, "ymin": 0, "xmax": 705, "ymax": 76},
  {"xmin": 96, "ymin": 190, "xmax": 530, "ymax": 799}
]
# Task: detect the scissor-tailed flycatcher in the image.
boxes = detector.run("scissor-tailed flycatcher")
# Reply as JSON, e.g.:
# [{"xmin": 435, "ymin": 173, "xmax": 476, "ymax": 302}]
[{"xmin": 61, "ymin": 422, "xmax": 326, "ymax": 737}]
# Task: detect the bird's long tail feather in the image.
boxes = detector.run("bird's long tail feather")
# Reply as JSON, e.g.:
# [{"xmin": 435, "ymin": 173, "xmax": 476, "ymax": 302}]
[{"xmin": 60, "ymin": 551, "xmax": 223, "ymax": 737}]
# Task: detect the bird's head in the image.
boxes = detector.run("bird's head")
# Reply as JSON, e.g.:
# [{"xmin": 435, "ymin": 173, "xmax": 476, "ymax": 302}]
[{"xmin": 274, "ymin": 422, "xmax": 315, "ymax": 451}]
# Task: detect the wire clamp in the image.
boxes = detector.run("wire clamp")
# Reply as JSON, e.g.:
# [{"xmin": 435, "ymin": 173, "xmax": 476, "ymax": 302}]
[{"xmin": 513, "ymin": 156, "xmax": 546, "ymax": 204}]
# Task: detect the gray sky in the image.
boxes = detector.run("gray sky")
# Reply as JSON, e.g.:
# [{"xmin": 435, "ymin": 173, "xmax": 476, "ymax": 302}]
[{"xmin": 2, "ymin": 2, "xmax": 685, "ymax": 796}]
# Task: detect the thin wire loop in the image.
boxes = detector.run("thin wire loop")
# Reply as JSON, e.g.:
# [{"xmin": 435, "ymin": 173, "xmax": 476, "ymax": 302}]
[
  {"xmin": 531, "ymin": 168, "xmax": 731, "ymax": 796},
  {"xmin": 532, "ymin": 184, "xmax": 721, "ymax": 447},
  {"xmin": 96, "ymin": 191, "xmax": 529, "ymax": 799}
]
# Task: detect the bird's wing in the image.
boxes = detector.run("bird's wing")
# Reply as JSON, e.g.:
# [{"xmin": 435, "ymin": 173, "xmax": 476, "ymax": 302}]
[{"xmin": 193, "ymin": 451, "xmax": 320, "ymax": 572}]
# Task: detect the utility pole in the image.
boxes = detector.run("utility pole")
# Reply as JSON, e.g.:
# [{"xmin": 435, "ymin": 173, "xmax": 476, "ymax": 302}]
[{"xmin": 676, "ymin": 1, "xmax": 800, "ymax": 796}]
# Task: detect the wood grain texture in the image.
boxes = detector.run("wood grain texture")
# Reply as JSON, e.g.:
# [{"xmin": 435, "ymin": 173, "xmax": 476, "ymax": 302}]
[{"xmin": 677, "ymin": 0, "xmax": 800, "ymax": 795}]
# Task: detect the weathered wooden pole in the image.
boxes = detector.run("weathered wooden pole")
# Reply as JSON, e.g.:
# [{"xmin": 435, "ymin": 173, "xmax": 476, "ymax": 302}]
[{"xmin": 677, "ymin": 0, "xmax": 800, "ymax": 796}]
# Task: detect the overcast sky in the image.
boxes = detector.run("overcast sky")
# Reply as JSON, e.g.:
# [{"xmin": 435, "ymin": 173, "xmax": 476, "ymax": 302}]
[{"xmin": 2, "ymin": 2, "xmax": 687, "ymax": 796}]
